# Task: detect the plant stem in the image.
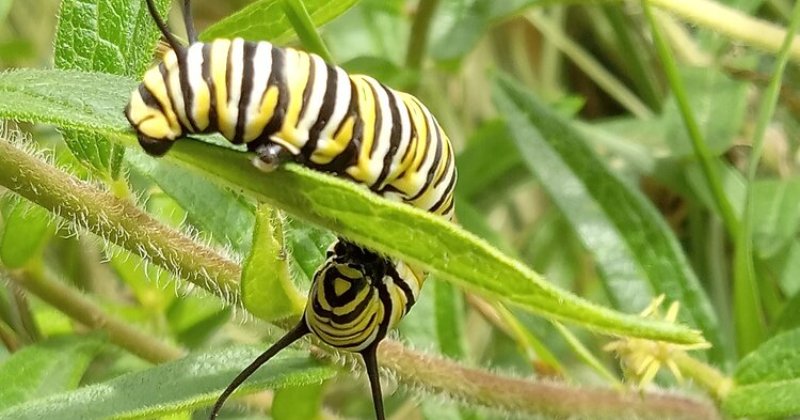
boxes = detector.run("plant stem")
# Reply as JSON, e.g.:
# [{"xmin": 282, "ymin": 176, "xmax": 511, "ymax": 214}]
[
  {"xmin": 0, "ymin": 137, "xmax": 718, "ymax": 418},
  {"xmin": 377, "ymin": 339, "xmax": 720, "ymax": 419},
  {"xmin": 405, "ymin": 0, "xmax": 440, "ymax": 71},
  {"xmin": 4, "ymin": 267, "xmax": 184, "ymax": 363},
  {"xmin": 673, "ymin": 352, "xmax": 733, "ymax": 401},
  {"xmin": 647, "ymin": 0, "xmax": 800, "ymax": 62},
  {"xmin": 0, "ymin": 138, "xmax": 241, "ymax": 304},
  {"xmin": 525, "ymin": 10, "xmax": 654, "ymax": 119},
  {"xmin": 642, "ymin": 0, "xmax": 740, "ymax": 239}
]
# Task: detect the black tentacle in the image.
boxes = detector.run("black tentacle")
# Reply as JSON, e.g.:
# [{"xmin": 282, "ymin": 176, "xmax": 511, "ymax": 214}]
[
  {"xmin": 209, "ymin": 321, "xmax": 309, "ymax": 419},
  {"xmin": 361, "ymin": 344, "xmax": 386, "ymax": 420}
]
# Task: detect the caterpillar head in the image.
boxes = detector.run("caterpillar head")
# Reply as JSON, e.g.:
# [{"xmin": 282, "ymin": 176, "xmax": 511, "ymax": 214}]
[{"xmin": 125, "ymin": 82, "xmax": 181, "ymax": 157}]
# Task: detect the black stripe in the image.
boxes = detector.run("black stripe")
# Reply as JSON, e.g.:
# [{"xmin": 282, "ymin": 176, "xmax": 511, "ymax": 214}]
[
  {"xmin": 201, "ymin": 43, "xmax": 218, "ymax": 133},
  {"xmin": 321, "ymin": 78, "xmax": 361, "ymax": 174},
  {"xmin": 234, "ymin": 41, "xmax": 257, "ymax": 144},
  {"xmin": 322, "ymin": 268, "xmax": 366, "ymax": 306},
  {"xmin": 301, "ymin": 63, "xmax": 338, "ymax": 159},
  {"xmin": 372, "ymin": 281, "xmax": 393, "ymax": 343},
  {"xmin": 433, "ymin": 138, "xmax": 452, "ymax": 188},
  {"xmin": 261, "ymin": 47, "xmax": 288, "ymax": 138},
  {"xmin": 393, "ymin": 101, "xmax": 418, "ymax": 180},
  {"xmin": 365, "ymin": 81, "xmax": 383, "ymax": 163},
  {"xmin": 157, "ymin": 64, "xmax": 182, "ymax": 131},
  {"xmin": 138, "ymin": 84, "xmax": 165, "ymax": 115},
  {"xmin": 373, "ymin": 84, "xmax": 402, "ymax": 189},
  {"xmin": 177, "ymin": 48, "xmax": 198, "ymax": 132},
  {"xmin": 407, "ymin": 108, "xmax": 436, "ymax": 201},
  {"xmin": 312, "ymin": 283, "xmax": 374, "ymax": 325},
  {"xmin": 297, "ymin": 54, "xmax": 317, "ymax": 126},
  {"xmin": 429, "ymin": 168, "xmax": 456, "ymax": 215},
  {"xmin": 390, "ymin": 267, "xmax": 417, "ymax": 314}
]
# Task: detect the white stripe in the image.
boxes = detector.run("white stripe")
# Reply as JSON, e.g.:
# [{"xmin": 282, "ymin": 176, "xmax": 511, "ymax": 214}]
[
  {"xmin": 315, "ymin": 67, "xmax": 352, "ymax": 153},
  {"xmin": 226, "ymin": 38, "xmax": 245, "ymax": 138},
  {"xmin": 243, "ymin": 41, "xmax": 273, "ymax": 141},
  {"xmin": 186, "ymin": 43, "xmax": 207, "ymax": 131},
  {"xmin": 164, "ymin": 51, "xmax": 191, "ymax": 130},
  {"xmin": 296, "ymin": 54, "xmax": 328, "ymax": 138},
  {"xmin": 364, "ymin": 77, "xmax": 393, "ymax": 183}
]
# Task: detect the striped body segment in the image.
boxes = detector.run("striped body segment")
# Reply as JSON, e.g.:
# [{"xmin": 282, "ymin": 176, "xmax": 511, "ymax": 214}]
[
  {"xmin": 306, "ymin": 241, "xmax": 423, "ymax": 352},
  {"xmin": 126, "ymin": 38, "xmax": 456, "ymax": 220}
]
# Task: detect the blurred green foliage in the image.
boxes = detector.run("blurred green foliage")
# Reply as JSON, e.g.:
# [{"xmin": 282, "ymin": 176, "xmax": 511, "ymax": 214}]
[{"xmin": 1, "ymin": 0, "xmax": 800, "ymax": 418}]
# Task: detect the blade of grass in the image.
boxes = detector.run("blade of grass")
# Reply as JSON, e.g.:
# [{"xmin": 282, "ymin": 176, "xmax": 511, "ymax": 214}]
[
  {"xmin": 282, "ymin": 0, "xmax": 334, "ymax": 62},
  {"xmin": 734, "ymin": 0, "xmax": 800, "ymax": 355}
]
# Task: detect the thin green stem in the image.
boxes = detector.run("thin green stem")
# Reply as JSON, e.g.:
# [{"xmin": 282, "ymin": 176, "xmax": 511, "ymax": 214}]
[
  {"xmin": 282, "ymin": 0, "xmax": 334, "ymax": 63},
  {"xmin": 405, "ymin": 0, "xmax": 440, "ymax": 72},
  {"xmin": 673, "ymin": 352, "xmax": 733, "ymax": 401},
  {"xmin": 642, "ymin": 0, "xmax": 740, "ymax": 239},
  {"xmin": 526, "ymin": 10, "xmax": 654, "ymax": 119},
  {"xmin": 734, "ymin": 0, "xmax": 800, "ymax": 355},
  {"xmin": 5, "ymin": 267, "xmax": 184, "ymax": 363},
  {"xmin": 646, "ymin": 0, "xmax": 800, "ymax": 62}
]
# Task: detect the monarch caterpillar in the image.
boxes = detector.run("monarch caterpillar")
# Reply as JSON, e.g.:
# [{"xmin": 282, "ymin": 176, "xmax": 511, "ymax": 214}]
[{"xmin": 125, "ymin": 1, "xmax": 457, "ymax": 419}]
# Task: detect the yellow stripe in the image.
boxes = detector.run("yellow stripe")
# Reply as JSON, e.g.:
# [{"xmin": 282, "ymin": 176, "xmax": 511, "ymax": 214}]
[
  {"xmin": 349, "ymin": 77, "xmax": 376, "ymax": 180},
  {"xmin": 210, "ymin": 39, "xmax": 232, "ymax": 139},
  {"xmin": 142, "ymin": 67, "xmax": 180, "ymax": 134},
  {"xmin": 244, "ymin": 85, "xmax": 280, "ymax": 141},
  {"xmin": 309, "ymin": 116, "xmax": 355, "ymax": 165}
]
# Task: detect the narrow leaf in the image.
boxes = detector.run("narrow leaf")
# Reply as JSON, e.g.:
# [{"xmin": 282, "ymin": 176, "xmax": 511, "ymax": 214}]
[
  {"xmin": 272, "ymin": 383, "xmax": 324, "ymax": 420},
  {"xmin": 0, "ymin": 335, "xmax": 103, "ymax": 409},
  {"xmin": 492, "ymin": 74, "xmax": 721, "ymax": 354},
  {"xmin": 0, "ymin": 347, "xmax": 334, "ymax": 420}
]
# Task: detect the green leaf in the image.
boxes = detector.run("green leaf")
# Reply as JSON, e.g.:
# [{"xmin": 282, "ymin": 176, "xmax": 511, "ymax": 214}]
[
  {"xmin": 0, "ymin": 198, "xmax": 55, "ymax": 269},
  {"xmin": 201, "ymin": 0, "xmax": 360, "ymax": 44},
  {"xmin": 492, "ymin": 74, "xmax": 721, "ymax": 352},
  {"xmin": 430, "ymin": 0, "xmax": 540, "ymax": 63},
  {"xmin": 0, "ymin": 335, "xmax": 103, "ymax": 409},
  {"xmin": 126, "ymin": 150, "xmax": 257, "ymax": 255},
  {"xmin": 242, "ymin": 205, "xmax": 306, "ymax": 321},
  {"xmin": 166, "ymin": 294, "xmax": 229, "ymax": 349},
  {"xmin": 751, "ymin": 178, "xmax": 800, "ymax": 258},
  {"xmin": 661, "ymin": 68, "xmax": 748, "ymax": 157},
  {"xmin": 0, "ymin": 348, "xmax": 334, "ymax": 420},
  {"xmin": 272, "ymin": 383, "xmax": 324, "ymax": 420},
  {"xmin": 54, "ymin": 0, "xmax": 169, "ymax": 179},
  {"xmin": 110, "ymin": 250, "xmax": 177, "ymax": 313},
  {"xmin": 722, "ymin": 328, "xmax": 800, "ymax": 417},
  {"xmin": 454, "ymin": 119, "xmax": 523, "ymax": 201},
  {"xmin": 0, "ymin": 68, "xmax": 704, "ymax": 344}
]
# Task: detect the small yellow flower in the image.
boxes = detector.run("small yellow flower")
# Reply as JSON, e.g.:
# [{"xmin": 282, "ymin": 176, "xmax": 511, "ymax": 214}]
[{"xmin": 604, "ymin": 295, "xmax": 711, "ymax": 389}]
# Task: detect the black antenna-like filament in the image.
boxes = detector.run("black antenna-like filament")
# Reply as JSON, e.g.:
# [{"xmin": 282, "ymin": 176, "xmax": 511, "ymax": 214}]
[
  {"xmin": 209, "ymin": 322, "xmax": 310, "ymax": 419},
  {"xmin": 144, "ymin": 0, "xmax": 185, "ymax": 52},
  {"xmin": 361, "ymin": 344, "xmax": 386, "ymax": 420},
  {"xmin": 182, "ymin": 0, "xmax": 197, "ymax": 44}
]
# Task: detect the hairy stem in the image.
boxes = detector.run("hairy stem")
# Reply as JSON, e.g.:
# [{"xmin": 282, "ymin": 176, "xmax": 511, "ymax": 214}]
[
  {"xmin": 405, "ymin": 0, "xmax": 440, "ymax": 71},
  {"xmin": 4, "ymin": 267, "xmax": 184, "ymax": 363},
  {"xmin": 0, "ymin": 138, "xmax": 241, "ymax": 304},
  {"xmin": 0, "ymin": 137, "xmax": 718, "ymax": 417}
]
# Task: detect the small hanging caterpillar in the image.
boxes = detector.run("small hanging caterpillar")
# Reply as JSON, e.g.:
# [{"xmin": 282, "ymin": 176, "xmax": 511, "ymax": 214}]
[{"xmin": 125, "ymin": 1, "xmax": 457, "ymax": 419}]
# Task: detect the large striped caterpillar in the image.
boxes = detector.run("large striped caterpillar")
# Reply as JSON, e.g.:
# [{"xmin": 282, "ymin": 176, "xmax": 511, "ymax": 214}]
[{"xmin": 125, "ymin": 1, "xmax": 457, "ymax": 419}]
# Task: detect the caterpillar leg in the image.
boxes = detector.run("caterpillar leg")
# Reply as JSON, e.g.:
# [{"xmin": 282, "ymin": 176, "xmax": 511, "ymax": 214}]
[
  {"xmin": 252, "ymin": 143, "xmax": 290, "ymax": 172},
  {"xmin": 209, "ymin": 321, "xmax": 309, "ymax": 419},
  {"xmin": 361, "ymin": 344, "xmax": 386, "ymax": 420}
]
